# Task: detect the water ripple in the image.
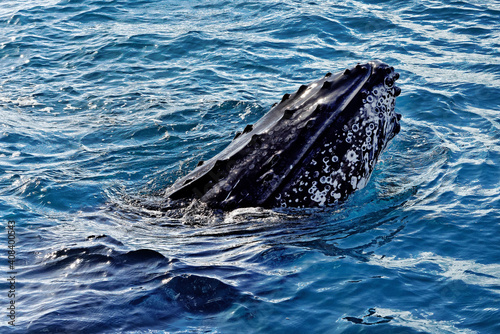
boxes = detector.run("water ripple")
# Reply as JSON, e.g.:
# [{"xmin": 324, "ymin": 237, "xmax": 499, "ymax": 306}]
[{"xmin": 1, "ymin": 0, "xmax": 500, "ymax": 333}]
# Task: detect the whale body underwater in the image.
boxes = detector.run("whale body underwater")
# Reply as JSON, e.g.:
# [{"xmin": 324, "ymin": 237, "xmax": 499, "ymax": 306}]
[{"xmin": 164, "ymin": 60, "xmax": 401, "ymax": 210}]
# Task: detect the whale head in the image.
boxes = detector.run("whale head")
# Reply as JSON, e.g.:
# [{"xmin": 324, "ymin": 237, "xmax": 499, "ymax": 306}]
[
  {"xmin": 273, "ymin": 60, "xmax": 402, "ymax": 208},
  {"xmin": 165, "ymin": 60, "xmax": 401, "ymax": 209}
]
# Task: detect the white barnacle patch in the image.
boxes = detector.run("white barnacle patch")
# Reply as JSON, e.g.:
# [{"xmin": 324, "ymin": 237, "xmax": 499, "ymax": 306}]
[
  {"xmin": 350, "ymin": 176, "xmax": 357, "ymax": 189},
  {"xmin": 310, "ymin": 188, "xmax": 328, "ymax": 206},
  {"xmin": 357, "ymin": 175, "xmax": 369, "ymax": 190},
  {"xmin": 331, "ymin": 192, "xmax": 341, "ymax": 200},
  {"xmin": 322, "ymin": 155, "xmax": 331, "ymax": 173},
  {"xmin": 345, "ymin": 150, "xmax": 358, "ymax": 163}
]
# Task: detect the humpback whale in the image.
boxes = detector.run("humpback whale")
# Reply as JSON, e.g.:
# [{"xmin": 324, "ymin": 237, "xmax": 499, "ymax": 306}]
[{"xmin": 165, "ymin": 60, "xmax": 401, "ymax": 210}]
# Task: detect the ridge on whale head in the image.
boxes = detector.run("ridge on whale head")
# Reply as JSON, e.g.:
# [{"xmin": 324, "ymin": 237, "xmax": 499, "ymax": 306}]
[{"xmin": 164, "ymin": 60, "xmax": 402, "ymax": 210}]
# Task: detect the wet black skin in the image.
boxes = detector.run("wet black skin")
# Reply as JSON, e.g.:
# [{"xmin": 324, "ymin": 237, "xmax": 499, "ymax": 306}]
[{"xmin": 164, "ymin": 60, "xmax": 401, "ymax": 210}]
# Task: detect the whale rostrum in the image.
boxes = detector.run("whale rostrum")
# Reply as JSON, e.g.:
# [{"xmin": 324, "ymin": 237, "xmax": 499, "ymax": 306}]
[{"xmin": 165, "ymin": 60, "xmax": 402, "ymax": 210}]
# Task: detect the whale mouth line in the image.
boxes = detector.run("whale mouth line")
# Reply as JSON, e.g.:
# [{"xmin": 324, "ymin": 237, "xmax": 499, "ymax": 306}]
[{"xmin": 165, "ymin": 60, "xmax": 402, "ymax": 210}]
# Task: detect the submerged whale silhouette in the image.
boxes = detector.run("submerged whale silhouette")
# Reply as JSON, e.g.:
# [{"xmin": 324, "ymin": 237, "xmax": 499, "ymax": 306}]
[{"xmin": 165, "ymin": 60, "xmax": 401, "ymax": 210}]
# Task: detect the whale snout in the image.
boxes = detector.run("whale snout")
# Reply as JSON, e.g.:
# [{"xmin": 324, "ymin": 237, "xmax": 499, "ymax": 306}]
[{"xmin": 368, "ymin": 60, "xmax": 402, "ymax": 141}]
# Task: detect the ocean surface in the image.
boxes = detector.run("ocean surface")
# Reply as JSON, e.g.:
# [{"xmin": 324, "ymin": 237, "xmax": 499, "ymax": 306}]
[{"xmin": 1, "ymin": 0, "xmax": 500, "ymax": 333}]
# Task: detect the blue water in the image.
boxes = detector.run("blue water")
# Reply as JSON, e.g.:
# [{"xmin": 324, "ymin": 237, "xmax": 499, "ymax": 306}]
[{"xmin": 1, "ymin": 0, "xmax": 500, "ymax": 333}]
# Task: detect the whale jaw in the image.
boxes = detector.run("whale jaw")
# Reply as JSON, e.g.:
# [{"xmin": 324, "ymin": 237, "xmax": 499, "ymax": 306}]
[{"xmin": 165, "ymin": 60, "xmax": 401, "ymax": 210}]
